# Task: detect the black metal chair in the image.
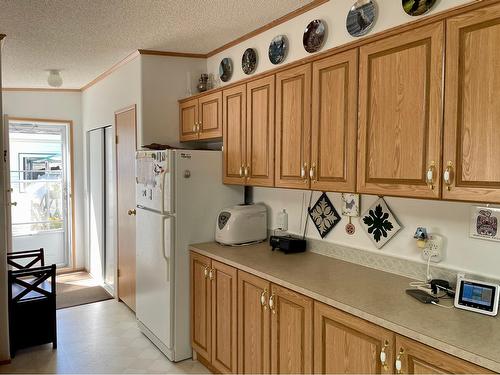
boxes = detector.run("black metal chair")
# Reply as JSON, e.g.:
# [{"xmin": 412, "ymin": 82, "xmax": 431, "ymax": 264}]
[
  {"xmin": 8, "ymin": 263, "xmax": 57, "ymax": 356},
  {"xmin": 7, "ymin": 248, "xmax": 45, "ymax": 270}
]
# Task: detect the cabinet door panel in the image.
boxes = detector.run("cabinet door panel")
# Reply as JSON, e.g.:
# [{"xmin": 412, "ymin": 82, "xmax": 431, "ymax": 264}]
[
  {"xmin": 358, "ymin": 22, "xmax": 444, "ymax": 199},
  {"xmin": 190, "ymin": 253, "xmax": 211, "ymax": 360},
  {"xmin": 311, "ymin": 49, "xmax": 358, "ymax": 192},
  {"xmin": 314, "ymin": 302, "xmax": 394, "ymax": 374},
  {"xmin": 211, "ymin": 260, "xmax": 237, "ymax": 373},
  {"xmin": 276, "ymin": 64, "xmax": 312, "ymax": 189},
  {"xmin": 271, "ymin": 284, "xmax": 313, "ymax": 374},
  {"xmin": 247, "ymin": 75, "xmax": 275, "ymax": 187},
  {"xmin": 180, "ymin": 99, "xmax": 199, "ymax": 142},
  {"xmin": 238, "ymin": 271, "xmax": 271, "ymax": 374},
  {"xmin": 443, "ymin": 3, "xmax": 500, "ymax": 203},
  {"xmin": 199, "ymin": 91, "xmax": 223, "ymax": 139},
  {"xmin": 396, "ymin": 335, "xmax": 492, "ymax": 374},
  {"xmin": 223, "ymin": 84, "xmax": 246, "ymax": 185}
]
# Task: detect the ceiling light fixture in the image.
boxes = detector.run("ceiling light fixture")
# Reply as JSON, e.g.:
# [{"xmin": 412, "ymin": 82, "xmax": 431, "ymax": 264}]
[{"xmin": 47, "ymin": 69, "xmax": 63, "ymax": 87}]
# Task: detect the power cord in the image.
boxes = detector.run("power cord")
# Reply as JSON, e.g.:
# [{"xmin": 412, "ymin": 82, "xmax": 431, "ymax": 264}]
[{"xmin": 431, "ymin": 301, "xmax": 453, "ymax": 309}]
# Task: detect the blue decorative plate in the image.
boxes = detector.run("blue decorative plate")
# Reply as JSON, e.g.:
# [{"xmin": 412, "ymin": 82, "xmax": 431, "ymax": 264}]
[
  {"xmin": 268, "ymin": 35, "xmax": 288, "ymax": 65},
  {"xmin": 219, "ymin": 58, "xmax": 233, "ymax": 82},
  {"xmin": 346, "ymin": 0, "xmax": 376, "ymax": 37},
  {"xmin": 402, "ymin": 0, "xmax": 437, "ymax": 16},
  {"xmin": 303, "ymin": 19, "xmax": 326, "ymax": 53},
  {"xmin": 242, "ymin": 48, "xmax": 257, "ymax": 75}
]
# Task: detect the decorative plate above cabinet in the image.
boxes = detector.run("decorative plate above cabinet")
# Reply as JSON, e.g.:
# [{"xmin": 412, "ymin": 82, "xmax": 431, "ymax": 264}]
[
  {"xmin": 303, "ymin": 19, "xmax": 327, "ymax": 53},
  {"xmin": 219, "ymin": 58, "xmax": 233, "ymax": 82},
  {"xmin": 241, "ymin": 48, "xmax": 257, "ymax": 75},
  {"xmin": 346, "ymin": 0, "xmax": 377, "ymax": 37},
  {"xmin": 402, "ymin": 0, "xmax": 437, "ymax": 16},
  {"xmin": 268, "ymin": 35, "xmax": 288, "ymax": 65}
]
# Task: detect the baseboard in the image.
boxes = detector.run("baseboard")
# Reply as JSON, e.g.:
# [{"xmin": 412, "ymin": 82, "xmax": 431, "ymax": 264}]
[{"xmin": 195, "ymin": 352, "xmax": 218, "ymax": 374}]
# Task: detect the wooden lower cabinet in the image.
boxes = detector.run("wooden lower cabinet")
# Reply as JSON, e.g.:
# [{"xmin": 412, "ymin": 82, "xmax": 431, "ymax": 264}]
[
  {"xmin": 314, "ymin": 301, "xmax": 394, "ymax": 374},
  {"xmin": 270, "ymin": 284, "xmax": 313, "ymax": 374},
  {"xmin": 190, "ymin": 253, "xmax": 237, "ymax": 373},
  {"xmin": 191, "ymin": 253, "xmax": 492, "ymax": 374},
  {"xmin": 395, "ymin": 335, "xmax": 492, "ymax": 374},
  {"xmin": 237, "ymin": 271, "xmax": 271, "ymax": 374}
]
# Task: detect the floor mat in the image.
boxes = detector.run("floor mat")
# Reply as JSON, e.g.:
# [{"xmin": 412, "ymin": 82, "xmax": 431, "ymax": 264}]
[{"xmin": 54, "ymin": 272, "xmax": 112, "ymax": 309}]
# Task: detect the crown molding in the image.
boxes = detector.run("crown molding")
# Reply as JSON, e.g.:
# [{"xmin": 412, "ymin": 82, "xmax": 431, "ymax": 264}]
[
  {"xmin": 81, "ymin": 50, "xmax": 140, "ymax": 91},
  {"xmin": 205, "ymin": 0, "xmax": 329, "ymax": 57},
  {"xmin": 3, "ymin": 87, "xmax": 81, "ymax": 93},
  {"xmin": 138, "ymin": 49, "xmax": 207, "ymax": 58}
]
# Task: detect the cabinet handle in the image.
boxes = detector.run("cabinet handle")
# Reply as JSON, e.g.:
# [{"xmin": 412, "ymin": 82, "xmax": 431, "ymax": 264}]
[
  {"xmin": 198, "ymin": 122, "xmax": 202, "ymax": 133},
  {"xmin": 193, "ymin": 123, "xmax": 197, "ymax": 133},
  {"xmin": 395, "ymin": 347, "xmax": 404, "ymax": 374},
  {"xmin": 260, "ymin": 289, "xmax": 268, "ymax": 310},
  {"xmin": 9, "ymin": 202, "xmax": 18, "ymax": 207},
  {"xmin": 443, "ymin": 161, "xmax": 453, "ymax": 191},
  {"xmin": 426, "ymin": 161, "xmax": 436, "ymax": 190},
  {"xmin": 203, "ymin": 265, "xmax": 209, "ymax": 278},
  {"xmin": 309, "ymin": 163, "xmax": 316, "ymax": 182},
  {"xmin": 239, "ymin": 165, "xmax": 244, "ymax": 178},
  {"xmin": 269, "ymin": 293, "xmax": 276, "ymax": 314},
  {"xmin": 208, "ymin": 268, "xmax": 215, "ymax": 280},
  {"xmin": 300, "ymin": 163, "xmax": 308, "ymax": 180},
  {"xmin": 127, "ymin": 208, "xmax": 136, "ymax": 216},
  {"xmin": 380, "ymin": 340, "xmax": 389, "ymax": 370},
  {"xmin": 244, "ymin": 165, "xmax": 250, "ymax": 178}
]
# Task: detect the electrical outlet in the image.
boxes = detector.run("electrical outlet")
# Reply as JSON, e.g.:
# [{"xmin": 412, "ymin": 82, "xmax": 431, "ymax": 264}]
[{"xmin": 421, "ymin": 234, "xmax": 445, "ymax": 263}]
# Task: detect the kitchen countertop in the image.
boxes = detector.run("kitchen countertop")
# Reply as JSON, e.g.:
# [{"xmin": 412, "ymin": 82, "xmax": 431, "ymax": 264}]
[{"xmin": 189, "ymin": 241, "xmax": 500, "ymax": 372}]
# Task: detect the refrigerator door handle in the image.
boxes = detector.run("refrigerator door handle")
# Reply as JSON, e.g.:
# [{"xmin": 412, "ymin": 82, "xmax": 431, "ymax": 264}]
[{"xmin": 161, "ymin": 216, "xmax": 172, "ymax": 282}]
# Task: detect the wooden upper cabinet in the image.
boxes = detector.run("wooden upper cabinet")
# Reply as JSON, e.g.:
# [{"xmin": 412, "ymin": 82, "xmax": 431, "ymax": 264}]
[
  {"xmin": 190, "ymin": 253, "xmax": 211, "ymax": 360},
  {"xmin": 443, "ymin": 3, "xmax": 500, "ymax": 203},
  {"xmin": 246, "ymin": 75, "xmax": 275, "ymax": 187},
  {"xmin": 223, "ymin": 84, "xmax": 247, "ymax": 185},
  {"xmin": 179, "ymin": 98, "xmax": 199, "ymax": 142},
  {"xmin": 211, "ymin": 260, "xmax": 237, "ymax": 374},
  {"xmin": 358, "ymin": 22, "xmax": 444, "ymax": 199},
  {"xmin": 276, "ymin": 64, "xmax": 312, "ymax": 189},
  {"xmin": 238, "ymin": 271, "xmax": 271, "ymax": 374},
  {"xmin": 199, "ymin": 91, "xmax": 223, "ymax": 140},
  {"xmin": 395, "ymin": 335, "xmax": 492, "ymax": 374},
  {"xmin": 311, "ymin": 49, "xmax": 358, "ymax": 192},
  {"xmin": 314, "ymin": 302, "xmax": 394, "ymax": 374},
  {"xmin": 270, "ymin": 284, "xmax": 313, "ymax": 374}
]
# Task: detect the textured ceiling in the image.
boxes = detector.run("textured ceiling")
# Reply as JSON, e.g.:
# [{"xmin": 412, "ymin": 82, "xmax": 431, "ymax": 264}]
[{"xmin": 0, "ymin": 0, "xmax": 311, "ymax": 88}]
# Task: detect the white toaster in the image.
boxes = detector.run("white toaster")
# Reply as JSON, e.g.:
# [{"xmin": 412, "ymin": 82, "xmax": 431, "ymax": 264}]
[{"xmin": 216, "ymin": 204, "xmax": 267, "ymax": 245}]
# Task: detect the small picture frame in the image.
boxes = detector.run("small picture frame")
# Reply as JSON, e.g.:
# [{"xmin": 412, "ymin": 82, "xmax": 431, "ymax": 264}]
[
  {"xmin": 470, "ymin": 206, "xmax": 500, "ymax": 242},
  {"xmin": 341, "ymin": 193, "xmax": 360, "ymax": 217}
]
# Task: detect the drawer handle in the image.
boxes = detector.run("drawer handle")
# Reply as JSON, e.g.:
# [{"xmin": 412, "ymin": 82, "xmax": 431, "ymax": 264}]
[
  {"xmin": 395, "ymin": 347, "xmax": 404, "ymax": 374},
  {"xmin": 260, "ymin": 289, "xmax": 268, "ymax": 310},
  {"xmin": 269, "ymin": 293, "xmax": 276, "ymax": 314},
  {"xmin": 380, "ymin": 340, "xmax": 389, "ymax": 370},
  {"xmin": 426, "ymin": 161, "xmax": 435, "ymax": 190},
  {"xmin": 443, "ymin": 161, "xmax": 453, "ymax": 191}
]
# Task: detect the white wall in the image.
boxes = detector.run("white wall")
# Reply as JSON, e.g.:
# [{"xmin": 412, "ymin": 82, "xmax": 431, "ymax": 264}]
[
  {"xmin": 2, "ymin": 91, "xmax": 85, "ymax": 269},
  {"xmin": 141, "ymin": 55, "xmax": 206, "ymax": 147},
  {"xmin": 205, "ymin": 0, "xmax": 500, "ymax": 281},
  {"xmin": 206, "ymin": 0, "xmax": 474, "ymax": 83}
]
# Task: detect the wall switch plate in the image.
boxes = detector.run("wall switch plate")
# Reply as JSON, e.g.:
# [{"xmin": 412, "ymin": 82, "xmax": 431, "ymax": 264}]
[{"xmin": 421, "ymin": 234, "xmax": 444, "ymax": 263}]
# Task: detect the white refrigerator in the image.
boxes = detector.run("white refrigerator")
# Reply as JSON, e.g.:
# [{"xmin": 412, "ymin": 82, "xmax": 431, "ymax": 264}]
[{"xmin": 135, "ymin": 149, "xmax": 242, "ymax": 362}]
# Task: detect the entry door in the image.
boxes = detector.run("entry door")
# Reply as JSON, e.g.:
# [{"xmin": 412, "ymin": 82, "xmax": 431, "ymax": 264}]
[{"xmin": 116, "ymin": 105, "xmax": 137, "ymax": 311}]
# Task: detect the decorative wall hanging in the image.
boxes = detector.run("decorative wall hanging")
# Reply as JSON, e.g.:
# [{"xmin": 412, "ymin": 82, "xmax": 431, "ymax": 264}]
[
  {"xmin": 268, "ymin": 35, "xmax": 288, "ymax": 65},
  {"xmin": 242, "ymin": 48, "xmax": 257, "ymax": 75},
  {"xmin": 303, "ymin": 19, "xmax": 326, "ymax": 53},
  {"xmin": 308, "ymin": 192, "xmax": 341, "ymax": 238},
  {"xmin": 346, "ymin": 0, "xmax": 377, "ymax": 37},
  {"xmin": 470, "ymin": 206, "xmax": 500, "ymax": 242},
  {"xmin": 402, "ymin": 0, "xmax": 437, "ymax": 16},
  {"xmin": 341, "ymin": 193, "xmax": 360, "ymax": 236},
  {"xmin": 219, "ymin": 58, "xmax": 233, "ymax": 82},
  {"xmin": 361, "ymin": 198, "xmax": 401, "ymax": 249}
]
